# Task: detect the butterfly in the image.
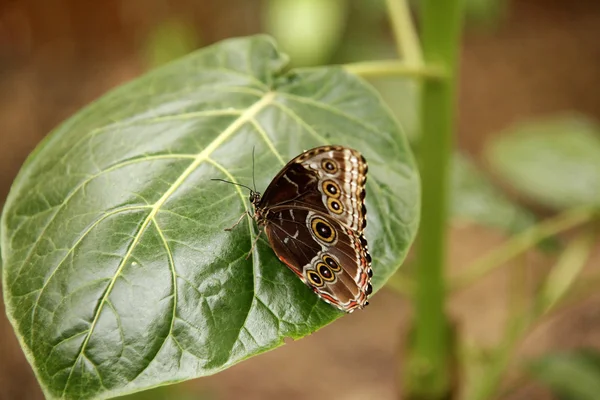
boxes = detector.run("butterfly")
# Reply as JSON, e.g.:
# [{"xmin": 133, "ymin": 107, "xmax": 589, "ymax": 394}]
[{"xmin": 215, "ymin": 145, "xmax": 372, "ymax": 313}]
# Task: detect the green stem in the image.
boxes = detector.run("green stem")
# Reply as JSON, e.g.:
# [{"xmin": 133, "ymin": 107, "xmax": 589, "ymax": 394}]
[
  {"xmin": 468, "ymin": 254, "xmax": 530, "ymax": 400},
  {"xmin": 385, "ymin": 0, "xmax": 423, "ymax": 65},
  {"xmin": 451, "ymin": 207, "xmax": 597, "ymax": 292},
  {"xmin": 343, "ymin": 60, "xmax": 445, "ymax": 79},
  {"xmin": 407, "ymin": 0, "xmax": 463, "ymax": 397}
]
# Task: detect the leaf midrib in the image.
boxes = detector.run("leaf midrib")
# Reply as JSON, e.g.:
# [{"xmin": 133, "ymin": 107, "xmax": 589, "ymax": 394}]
[
  {"xmin": 60, "ymin": 91, "xmax": 276, "ymax": 396},
  {"xmin": 23, "ymin": 82, "xmax": 405, "ymax": 396}
]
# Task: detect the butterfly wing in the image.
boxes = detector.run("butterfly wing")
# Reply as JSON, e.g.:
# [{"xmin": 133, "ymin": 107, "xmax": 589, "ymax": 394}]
[
  {"xmin": 259, "ymin": 146, "xmax": 368, "ymax": 233},
  {"xmin": 258, "ymin": 145, "xmax": 371, "ymax": 312},
  {"xmin": 264, "ymin": 208, "xmax": 372, "ymax": 312}
]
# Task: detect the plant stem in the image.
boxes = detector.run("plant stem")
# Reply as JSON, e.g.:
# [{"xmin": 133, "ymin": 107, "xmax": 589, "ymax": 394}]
[
  {"xmin": 408, "ymin": 0, "xmax": 463, "ymax": 397},
  {"xmin": 343, "ymin": 60, "xmax": 445, "ymax": 79},
  {"xmin": 385, "ymin": 0, "xmax": 423, "ymax": 65},
  {"xmin": 451, "ymin": 207, "xmax": 598, "ymax": 292},
  {"xmin": 468, "ymin": 254, "xmax": 530, "ymax": 400}
]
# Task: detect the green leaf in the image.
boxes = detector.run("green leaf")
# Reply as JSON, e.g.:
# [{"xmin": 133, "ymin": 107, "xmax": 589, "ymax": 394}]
[
  {"xmin": 451, "ymin": 153, "xmax": 536, "ymax": 233},
  {"xmin": 264, "ymin": 0, "xmax": 348, "ymax": 66},
  {"xmin": 486, "ymin": 114, "xmax": 600, "ymax": 210},
  {"xmin": 537, "ymin": 230, "xmax": 595, "ymax": 314},
  {"xmin": 529, "ymin": 349, "xmax": 600, "ymax": 400},
  {"xmin": 1, "ymin": 35, "xmax": 419, "ymax": 400},
  {"xmin": 368, "ymin": 78, "xmax": 420, "ymax": 144}
]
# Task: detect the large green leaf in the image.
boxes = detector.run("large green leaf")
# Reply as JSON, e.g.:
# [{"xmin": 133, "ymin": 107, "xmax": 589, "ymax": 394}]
[
  {"xmin": 1, "ymin": 35, "xmax": 419, "ymax": 399},
  {"xmin": 486, "ymin": 114, "xmax": 600, "ymax": 210},
  {"xmin": 528, "ymin": 349, "xmax": 600, "ymax": 400}
]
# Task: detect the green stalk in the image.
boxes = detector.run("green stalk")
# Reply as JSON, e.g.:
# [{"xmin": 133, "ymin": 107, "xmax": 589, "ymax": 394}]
[
  {"xmin": 409, "ymin": 0, "xmax": 463, "ymax": 397},
  {"xmin": 385, "ymin": 0, "xmax": 423, "ymax": 65},
  {"xmin": 343, "ymin": 60, "xmax": 445, "ymax": 79},
  {"xmin": 451, "ymin": 207, "xmax": 597, "ymax": 292}
]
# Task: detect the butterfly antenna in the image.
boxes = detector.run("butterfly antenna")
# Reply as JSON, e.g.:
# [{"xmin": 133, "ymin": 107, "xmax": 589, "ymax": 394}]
[
  {"xmin": 252, "ymin": 146, "xmax": 257, "ymax": 192},
  {"xmin": 211, "ymin": 178, "xmax": 254, "ymax": 193}
]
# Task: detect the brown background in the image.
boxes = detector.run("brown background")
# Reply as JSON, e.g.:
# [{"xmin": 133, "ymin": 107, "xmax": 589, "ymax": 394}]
[{"xmin": 1, "ymin": 0, "xmax": 600, "ymax": 399}]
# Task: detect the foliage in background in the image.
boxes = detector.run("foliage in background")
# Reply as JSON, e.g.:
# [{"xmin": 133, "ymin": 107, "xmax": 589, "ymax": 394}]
[
  {"xmin": 450, "ymin": 153, "xmax": 536, "ymax": 232},
  {"xmin": 486, "ymin": 114, "xmax": 600, "ymax": 210},
  {"xmin": 528, "ymin": 349, "xmax": 600, "ymax": 400}
]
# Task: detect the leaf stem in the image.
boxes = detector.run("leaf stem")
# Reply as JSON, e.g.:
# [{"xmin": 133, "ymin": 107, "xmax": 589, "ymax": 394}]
[
  {"xmin": 451, "ymin": 207, "xmax": 598, "ymax": 292},
  {"xmin": 406, "ymin": 0, "xmax": 463, "ymax": 397},
  {"xmin": 385, "ymin": 0, "xmax": 423, "ymax": 65},
  {"xmin": 343, "ymin": 60, "xmax": 445, "ymax": 79}
]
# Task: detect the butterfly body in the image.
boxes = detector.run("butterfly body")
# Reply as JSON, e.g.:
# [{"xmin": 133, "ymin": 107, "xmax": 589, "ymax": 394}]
[{"xmin": 244, "ymin": 145, "xmax": 372, "ymax": 313}]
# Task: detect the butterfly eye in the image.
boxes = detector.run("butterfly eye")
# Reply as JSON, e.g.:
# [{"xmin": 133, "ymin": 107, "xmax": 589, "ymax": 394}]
[
  {"xmin": 321, "ymin": 158, "xmax": 338, "ymax": 174},
  {"xmin": 317, "ymin": 262, "xmax": 335, "ymax": 282},
  {"xmin": 327, "ymin": 198, "xmax": 344, "ymax": 214},
  {"xmin": 322, "ymin": 255, "xmax": 341, "ymax": 272},
  {"xmin": 310, "ymin": 217, "xmax": 337, "ymax": 243},
  {"xmin": 322, "ymin": 180, "xmax": 341, "ymax": 198},
  {"xmin": 307, "ymin": 270, "xmax": 324, "ymax": 287}
]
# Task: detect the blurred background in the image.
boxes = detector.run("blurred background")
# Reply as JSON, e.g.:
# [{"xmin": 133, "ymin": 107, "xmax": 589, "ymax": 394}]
[{"xmin": 1, "ymin": 0, "xmax": 600, "ymax": 399}]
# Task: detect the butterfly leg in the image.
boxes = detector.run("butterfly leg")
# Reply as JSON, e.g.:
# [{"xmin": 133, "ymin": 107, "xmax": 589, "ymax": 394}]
[
  {"xmin": 245, "ymin": 229, "xmax": 264, "ymax": 260},
  {"xmin": 224, "ymin": 211, "xmax": 251, "ymax": 231}
]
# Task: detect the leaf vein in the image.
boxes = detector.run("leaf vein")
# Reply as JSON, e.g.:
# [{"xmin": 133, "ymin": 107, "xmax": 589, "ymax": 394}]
[
  {"xmin": 60, "ymin": 92, "xmax": 275, "ymax": 395},
  {"xmin": 128, "ymin": 218, "xmax": 177, "ymax": 382},
  {"xmin": 29, "ymin": 205, "xmax": 151, "ymax": 346},
  {"xmin": 276, "ymin": 92, "xmax": 382, "ymax": 135},
  {"xmin": 249, "ymin": 118, "xmax": 285, "ymax": 165},
  {"xmin": 12, "ymin": 154, "xmax": 194, "ymax": 284},
  {"xmin": 270, "ymin": 102, "xmax": 329, "ymax": 145},
  {"xmin": 205, "ymin": 158, "xmax": 259, "ymax": 361}
]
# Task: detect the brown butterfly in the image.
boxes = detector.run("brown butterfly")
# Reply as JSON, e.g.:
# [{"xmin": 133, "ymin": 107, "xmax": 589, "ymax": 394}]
[{"xmin": 215, "ymin": 145, "xmax": 372, "ymax": 313}]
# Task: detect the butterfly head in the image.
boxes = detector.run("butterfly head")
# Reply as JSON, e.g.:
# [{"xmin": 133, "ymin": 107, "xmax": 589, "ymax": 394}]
[
  {"xmin": 211, "ymin": 178, "xmax": 262, "ymax": 206},
  {"xmin": 248, "ymin": 190, "xmax": 262, "ymax": 206}
]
